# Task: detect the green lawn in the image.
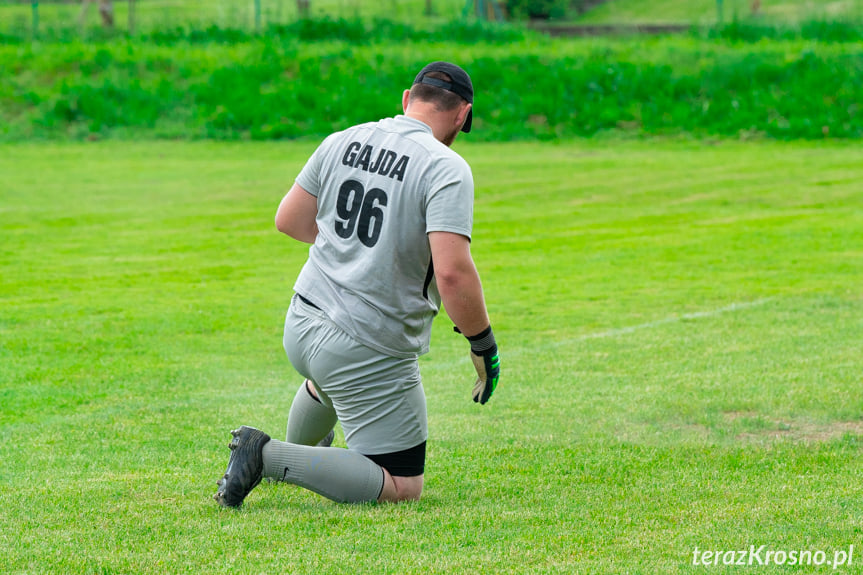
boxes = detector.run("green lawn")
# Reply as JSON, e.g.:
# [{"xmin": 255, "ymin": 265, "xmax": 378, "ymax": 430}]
[
  {"xmin": 576, "ymin": 0, "xmax": 863, "ymax": 24},
  {"xmin": 1, "ymin": 139, "xmax": 862, "ymax": 573}
]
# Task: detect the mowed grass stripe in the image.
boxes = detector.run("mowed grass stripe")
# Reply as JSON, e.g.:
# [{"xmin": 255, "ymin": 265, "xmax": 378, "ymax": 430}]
[{"xmin": 1, "ymin": 140, "xmax": 861, "ymax": 574}]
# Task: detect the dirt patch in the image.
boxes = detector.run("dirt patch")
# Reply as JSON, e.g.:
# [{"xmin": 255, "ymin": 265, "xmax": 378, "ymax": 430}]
[
  {"xmin": 616, "ymin": 414, "xmax": 863, "ymax": 446},
  {"xmin": 528, "ymin": 23, "xmax": 691, "ymax": 37},
  {"xmin": 724, "ymin": 411, "xmax": 863, "ymax": 443}
]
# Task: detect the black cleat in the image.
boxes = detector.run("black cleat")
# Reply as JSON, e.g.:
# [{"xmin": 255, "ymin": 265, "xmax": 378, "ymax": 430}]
[
  {"xmin": 213, "ymin": 426, "xmax": 271, "ymax": 508},
  {"xmin": 316, "ymin": 429, "xmax": 335, "ymax": 447}
]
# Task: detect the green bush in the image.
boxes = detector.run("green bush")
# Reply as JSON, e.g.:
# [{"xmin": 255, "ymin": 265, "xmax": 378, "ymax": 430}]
[
  {"xmin": 2, "ymin": 22, "xmax": 862, "ymax": 142},
  {"xmin": 506, "ymin": 0, "xmax": 568, "ymax": 20},
  {"xmin": 0, "ymin": 15, "xmax": 531, "ymax": 46},
  {"xmin": 711, "ymin": 19, "xmax": 863, "ymax": 43}
]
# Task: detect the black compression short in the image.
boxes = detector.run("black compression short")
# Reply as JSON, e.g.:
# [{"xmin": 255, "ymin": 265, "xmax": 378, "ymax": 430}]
[{"xmin": 364, "ymin": 441, "xmax": 426, "ymax": 477}]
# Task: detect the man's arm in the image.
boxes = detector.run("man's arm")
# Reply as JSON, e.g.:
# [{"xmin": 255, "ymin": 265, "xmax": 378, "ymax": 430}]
[
  {"xmin": 428, "ymin": 231, "xmax": 489, "ymax": 336},
  {"xmin": 429, "ymin": 231, "xmax": 500, "ymax": 404},
  {"xmin": 275, "ymin": 183, "xmax": 318, "ymax": 244}
]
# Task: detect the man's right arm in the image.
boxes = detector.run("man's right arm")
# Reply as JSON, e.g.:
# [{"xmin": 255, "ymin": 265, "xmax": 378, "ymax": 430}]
[
  {"xmin": 429, "ymin": 231, "xmax": 500, "ymax": 405},
  {"xmin": 428, "ymin": 231, "xmax": 489, "ymax": 335}
]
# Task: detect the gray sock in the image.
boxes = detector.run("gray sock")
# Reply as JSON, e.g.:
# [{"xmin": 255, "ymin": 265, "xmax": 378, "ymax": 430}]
[
  {"xmin": 262, "ymin": 439, "xmax": 385, "ymax": 503},
  {"xmin": 286, "ymin": 380, "xmax": 338, "ymax": 445}
]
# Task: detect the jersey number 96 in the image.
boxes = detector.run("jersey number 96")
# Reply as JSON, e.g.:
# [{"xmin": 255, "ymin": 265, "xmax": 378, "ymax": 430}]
[{"xmin": 335, "ymin": 179, "xmax": 389, "ymax": 248}]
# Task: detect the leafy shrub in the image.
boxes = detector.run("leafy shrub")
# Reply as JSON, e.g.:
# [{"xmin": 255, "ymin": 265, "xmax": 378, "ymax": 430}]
[
  {"xmin": 0, "ymin": 15, "xmax": 531, "ymax": 46},
  {"xmin": 506, "ymin": 0, "xmax": 568, "ymax": 20},
  {"xmin": 2, "ymin": 29, "xmax": 863, "ymax": 142},
  {"xmin": 710, "ymin": 18, "xmax": 863, "ymax": 43}
]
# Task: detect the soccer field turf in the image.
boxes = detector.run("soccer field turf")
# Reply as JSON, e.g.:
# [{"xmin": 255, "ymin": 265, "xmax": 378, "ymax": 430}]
[{"xmin": 1, "ymin": 140, "xmax": 861, "ymax": 573}]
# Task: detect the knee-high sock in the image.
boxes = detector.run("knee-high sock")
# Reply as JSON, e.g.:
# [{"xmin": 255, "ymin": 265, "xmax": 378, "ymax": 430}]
[
  {"xmin": 262, "ymin": 439, "xmax": 385, "ymax": 503},
  {"xmin": 286, "ymin": 380, "xmax": 338, "ymax": 445}
]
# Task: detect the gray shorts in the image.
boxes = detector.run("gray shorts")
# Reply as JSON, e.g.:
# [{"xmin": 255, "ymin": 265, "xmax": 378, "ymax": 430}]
[{"xmin": 283, "ymin": 294, "xmax": 428, "ymax": 456}]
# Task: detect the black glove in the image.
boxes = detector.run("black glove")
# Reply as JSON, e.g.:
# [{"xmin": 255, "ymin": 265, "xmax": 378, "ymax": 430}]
[{"xmin": 456, "ymin": 325, "xmax": 500, "ymax": 405}]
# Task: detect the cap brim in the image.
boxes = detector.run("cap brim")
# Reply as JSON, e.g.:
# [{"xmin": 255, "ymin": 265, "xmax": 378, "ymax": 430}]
[{"xmin": 462, "ymin": 108, "xmax": 472, "ymax": 133}]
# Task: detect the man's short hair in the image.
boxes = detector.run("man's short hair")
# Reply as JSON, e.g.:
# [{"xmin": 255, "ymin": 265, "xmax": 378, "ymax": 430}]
[
  {"xmin": 411, "ymin": 61, "xmax": 474, "ymax": 132},
  {"xmin": 409, "ymin": 71, "xmax": 465, "ymax": 112}
]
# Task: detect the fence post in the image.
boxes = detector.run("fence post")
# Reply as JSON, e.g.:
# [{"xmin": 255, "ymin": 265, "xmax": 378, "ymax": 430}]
[
  {"xmin": 129, "ymin": 0, "xmax": 136, "ymax": 34},
  {"xmin": 254, "ymin": 0, "xmax": 262, "ymax": 31},
  {"xmin": 716, "ymin": 0, "xmax": 724, "ymax": 25}
]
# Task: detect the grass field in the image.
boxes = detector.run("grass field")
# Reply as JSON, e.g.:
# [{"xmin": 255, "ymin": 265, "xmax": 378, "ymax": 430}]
[
  {"xmin": 578, "ymin": 0, "xmax": 863, "ymax": 24},
  {"xmin": 1, "ymin": 139, "xmax": 862, "ymax": 573}
]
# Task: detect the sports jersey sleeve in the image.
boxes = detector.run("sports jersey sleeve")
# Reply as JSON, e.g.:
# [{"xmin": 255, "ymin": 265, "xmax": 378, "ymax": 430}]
[
  {"xmin": 425, "ymin": 156, "xmax": 474, "ymax": 239},
  {"xmin": 295, "ymin": 134, "xmax": 339, "ymax": 197}
]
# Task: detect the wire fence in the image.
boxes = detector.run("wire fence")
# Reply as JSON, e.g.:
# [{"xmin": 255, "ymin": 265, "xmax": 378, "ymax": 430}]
[
  {"xmin": 3, "ymin": 0, "xmax": 862, "ymax": 39},
  {"xmin": 0, "ymin": 0, "xmax": 470, "ymax": 37}
]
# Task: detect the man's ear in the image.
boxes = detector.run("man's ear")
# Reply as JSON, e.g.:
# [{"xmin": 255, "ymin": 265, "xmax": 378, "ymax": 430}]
[
  {"xmin": 456, "ymin": 102, "xmax": 472, "ymax": 129},
  {"xmin": 402, "ymin": 89, "xmax": 412, "ymax": 113}
]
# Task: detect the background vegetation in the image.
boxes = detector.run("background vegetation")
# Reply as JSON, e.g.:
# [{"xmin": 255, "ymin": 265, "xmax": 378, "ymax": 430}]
[
  {"xmin": 580, "ymin": 0, "xmax": 863, "ymax": 24},
  {"xmin": 1, "ymin": 22, "xmax": 862, "ymax": 142},
  {"xmin": 3, "ymin": 0, "xmax": 863, "ymax": 30}
]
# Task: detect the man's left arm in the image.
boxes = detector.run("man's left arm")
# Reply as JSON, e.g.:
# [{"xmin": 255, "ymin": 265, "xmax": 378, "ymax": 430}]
[{"xmin": 275, "ymin": 183, "xmax": 318, "ymax": 244}]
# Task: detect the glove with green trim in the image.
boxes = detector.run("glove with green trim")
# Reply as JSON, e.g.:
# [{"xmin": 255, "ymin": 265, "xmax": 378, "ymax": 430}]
[{"xmin": 457, "ymin": 326, "xmax": 500, "ymax": 405}]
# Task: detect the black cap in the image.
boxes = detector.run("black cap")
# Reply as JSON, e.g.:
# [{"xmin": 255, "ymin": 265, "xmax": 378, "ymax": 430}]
[{"xmin": 413, "ymin": 61, "xmax": 474, "ymax": 133}]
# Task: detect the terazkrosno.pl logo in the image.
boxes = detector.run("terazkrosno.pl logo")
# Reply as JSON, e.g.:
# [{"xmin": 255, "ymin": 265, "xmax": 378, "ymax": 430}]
[{"xmin": 692, "ymin": 545, "xmax": 854, "ymax": 569}]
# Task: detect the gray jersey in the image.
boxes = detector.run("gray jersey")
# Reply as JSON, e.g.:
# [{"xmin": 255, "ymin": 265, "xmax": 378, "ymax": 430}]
[{"xmin": 293, "ymin": 115, "xmax": 474, "ymax": 358}]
